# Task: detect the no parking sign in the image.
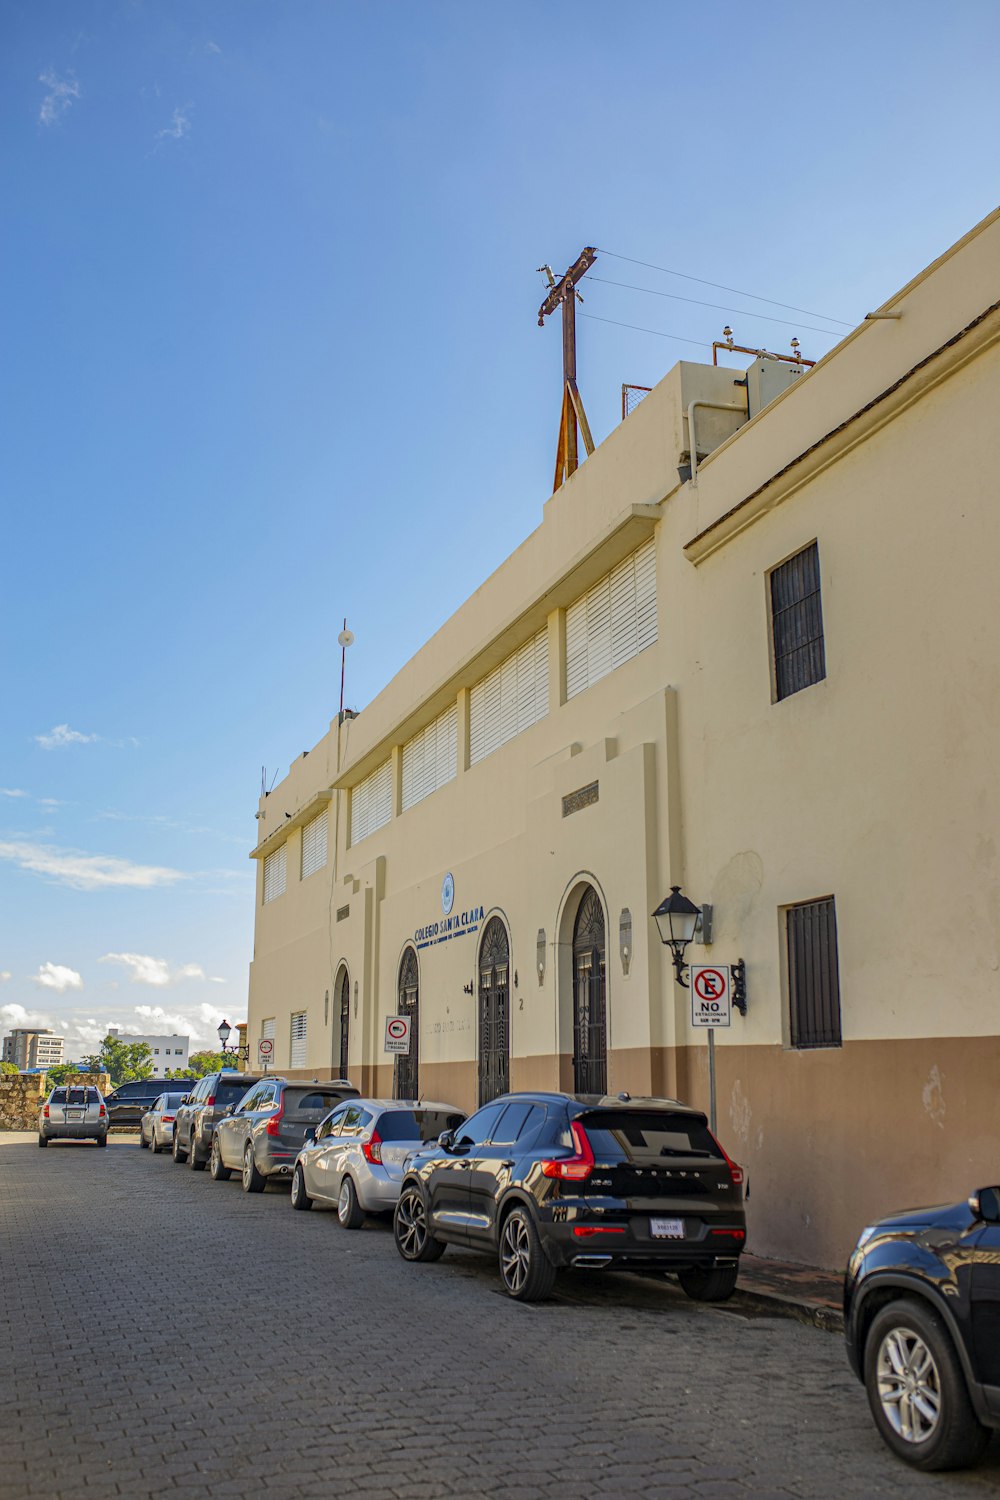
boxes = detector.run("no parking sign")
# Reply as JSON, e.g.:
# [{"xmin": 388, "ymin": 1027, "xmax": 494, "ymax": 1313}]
[{"xmin": 690, "ymin": 965, "xmax": 731, "ymax": 1028}]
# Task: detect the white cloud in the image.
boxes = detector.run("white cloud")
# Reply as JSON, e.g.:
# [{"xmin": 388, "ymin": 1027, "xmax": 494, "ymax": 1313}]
[
  {"xmin": 33, "ymin": 962, "xmax": 83, "ymax": 992},
  {"xmin": 0, "ymin": 839, "xmax": 186, "ymax": 891},
  {"xmin": 157, "ymin": 105, "xmax": 192, "ymax": 142},
  {"xmin": 0, "ymin": 788, "xmax": 28, "ymax": 798},
  {"xmin": 0, "ymin": 971, "xmax": 11, "ymax": 983},
  {"xmin": 205, "ymin": 41, "xmax": 222, "ymax": 55},
  {"xmin": 1, "ymin": 1001, "xmax": 52, "ymax": 1030},
  {"xmin": 36, "ymin": 723, "xmax": 98, "ymax": 750},
  {"xmin": 99, "ymin": 953, "xmax": 208, "ymax": 987},
  {"xmin": 39, "ymin": 69, "xmax": 80, "ymax": 127}
]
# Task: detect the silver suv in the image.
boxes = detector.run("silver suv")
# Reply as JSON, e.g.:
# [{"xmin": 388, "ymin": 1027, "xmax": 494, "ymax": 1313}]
[{"xmin": 39, "ymin": 1085, "xmax": 108, "ymax": 1147}]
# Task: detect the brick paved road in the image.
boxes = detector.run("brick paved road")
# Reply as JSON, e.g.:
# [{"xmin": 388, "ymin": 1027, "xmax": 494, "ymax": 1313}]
[{"xmin": 2, "ymin": 1133, "xmax": 1000, "ymax": 1500}]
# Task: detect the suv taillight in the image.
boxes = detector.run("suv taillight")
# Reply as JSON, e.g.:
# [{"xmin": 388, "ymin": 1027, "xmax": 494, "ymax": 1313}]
[
  {"xmin": 710, "ymin": 1132, "xmax": 744, "ymax": 1188},
  {"xmin": 99, "ymin": 1104, "xmax": 106, "ymax": 1118},
  {"xmin": 265, "ymin": 1103, "xmax": 284, "ymax": 1137},
  {"xmin": 205, "ymin": 1095, "xmax": 215, "ymax": 1108},
  {"xmin": 43, "ymin": 1105, "xmax": 50, "ymax": 1118},
  {"xmin": 541, "ymin": 1121, "xmax": 594, "ymax": 1181},
  {"xmin": 362, "ymin": 1129, "xmax": 383, "ymax": 1164}
]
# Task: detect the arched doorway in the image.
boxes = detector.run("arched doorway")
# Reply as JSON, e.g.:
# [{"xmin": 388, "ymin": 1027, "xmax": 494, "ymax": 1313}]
[
  {"xmin": 337, "ymin": 967, "xmax": 350, "ymax": 1079},
  {"xmin": 572, "ymin": 886, "xmax": 607, "ymax": 1094},
  {"xmin": 395, "ymin": 946, "xmax": 419, "ymax": 1099},
  {"xmin": 477, "ymin": 916, "xmax": 510, "ymax": 1106}
]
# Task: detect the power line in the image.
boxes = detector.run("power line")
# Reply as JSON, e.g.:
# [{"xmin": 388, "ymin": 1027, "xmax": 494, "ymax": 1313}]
[
  {"xmin": 596, "ymin": 248, "xmax": 855, "ymax": 327},
  {"xmin": 588, "ymin": 275, "xmax": 847, "ymax": 338},
  {"xmin": 579, "ymin": 311, "xmax": 714, "ymax": 350}
]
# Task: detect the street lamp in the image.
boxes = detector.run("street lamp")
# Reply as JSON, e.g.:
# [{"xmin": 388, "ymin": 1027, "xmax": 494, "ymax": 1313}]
[
  {"xmin": 217, "ymin": 1018, "xmax": 250, "ymax": 1063},
  {"xmin": 652, "ymin": 887, "xmax": 702, "ymax": 986}
]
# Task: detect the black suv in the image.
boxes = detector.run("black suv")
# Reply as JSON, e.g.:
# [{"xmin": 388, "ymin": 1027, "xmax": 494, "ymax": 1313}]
[
  {"xmin": 393, "ymin": 1091, "xmax": 746, "ymax": 1301},
  {"xmin": 105, "ymin": 1079, "xmax": 179, "ymax": 1126},
  {"xmin": 844, "ymin": 1184, "xmax": 1000, "ymax": 1471},
  {"xmin": 172, "ymin": 1072, "xmax": 266, "ymax": 1170}
]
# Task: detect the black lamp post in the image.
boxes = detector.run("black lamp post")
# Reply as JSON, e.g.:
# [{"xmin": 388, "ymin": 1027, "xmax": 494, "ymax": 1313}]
[
  {"xmin": 217, "ymin": 1018, "xmax": 249, "ymax": 1063},
  {"xmin": 652, "ymin": 886, "xmax": 702, "ymax": 986}
]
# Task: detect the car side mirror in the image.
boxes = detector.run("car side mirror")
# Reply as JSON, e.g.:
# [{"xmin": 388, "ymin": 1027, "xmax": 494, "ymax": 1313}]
[
  {"xmin": 969, "ymin": 1186, "xmax": 1000, "ymax": 1223},
  {"xmin": 438, "ymin": 1129, "xmax": 455, "ymax": 1150},
  {"xmin": 304, "ymin": 1127, "xmax": 316, "ymax": 1144}
]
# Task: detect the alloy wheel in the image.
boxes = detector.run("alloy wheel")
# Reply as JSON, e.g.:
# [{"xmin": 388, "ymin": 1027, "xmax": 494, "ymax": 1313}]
[
  {"xmin": 396, "ymin": 1189, "xmax": 427, "ymax": 1257},
  {"xmin": 876, "ymin": 1325, "xmax": 942, "ymax": 1444},
  {"xmin": 499, "ymin": 1213, "xmax": 530, "ymax": 1296}
]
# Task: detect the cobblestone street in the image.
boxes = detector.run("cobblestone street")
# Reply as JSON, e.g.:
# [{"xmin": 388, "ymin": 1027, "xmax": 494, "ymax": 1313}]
[{"xmin": 2, "ymin": 1133, "xmax": 1000, "ymax": 1500}]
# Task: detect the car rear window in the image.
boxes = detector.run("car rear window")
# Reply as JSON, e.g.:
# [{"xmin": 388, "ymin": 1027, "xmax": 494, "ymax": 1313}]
[
  {"xmin": 50, "ymin": 1088, "xmax": 67, "ymax": 1103},
  {"xmin": 68, "ymin": 1087, "xmax": 89, "ymax": 1105},
  {"xmin": 578, "ymin": 1110, "xmax": 721, "ymax": 1163},
  {"xmin": 377, "ymin": 1109, "xmax": 465, "ymax": 1142},
  {"xmin": 285, "ymin": 1090, "xmax": 353, "ymax": 1116},
  {"xmin": 217, "ymin": 1079, "xmax": 254, "ymax": 1101},
  {"xmin": 164, "ymin": 1094, "xmax": 185, "ymax": 1108}
]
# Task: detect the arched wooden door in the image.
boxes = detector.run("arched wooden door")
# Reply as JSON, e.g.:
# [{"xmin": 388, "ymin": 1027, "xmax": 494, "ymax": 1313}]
[
  {"xmin": 395, "ymin": 947, "xmax": 419, "ymax": 1100},
  {"xmin": 572, "ymin": 887, "xmax": 607, "ymax": 1094},
  {"xmin": 477, "ymin": 917, "xmax": 510, "ymax": 1106},
  {"xmin": 337, "ymin": 968, "xmax": 350, "ymax": 1079}
]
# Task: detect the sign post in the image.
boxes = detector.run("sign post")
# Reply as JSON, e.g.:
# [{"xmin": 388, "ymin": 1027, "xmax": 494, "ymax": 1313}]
[
  {"xmin": 383, "ymin": 1016, "xmax": 412, "ymax": 1055},
  {"xmin": 257, "ymin": 1037, "xmax": 274, "ymax": 1073},
  {"xmin": 689, "ymin": 965, "xmax": 731, "ymax": 1133}
]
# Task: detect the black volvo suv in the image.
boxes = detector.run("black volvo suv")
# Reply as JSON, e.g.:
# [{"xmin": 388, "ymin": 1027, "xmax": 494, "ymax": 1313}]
[
  {"xmin": 393, "ymin": 1091, "xmax": 746, "ymax": 1301},
  {"xmin": 844, "ymin": 1183, "xmax": 1000, "ymax": 1471}
]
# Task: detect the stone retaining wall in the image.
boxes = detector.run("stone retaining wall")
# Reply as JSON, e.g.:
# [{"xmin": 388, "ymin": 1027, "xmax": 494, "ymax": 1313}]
[{"xmin": 0, "ymin": 1072, "xmax": 116, "ymax": 1130}]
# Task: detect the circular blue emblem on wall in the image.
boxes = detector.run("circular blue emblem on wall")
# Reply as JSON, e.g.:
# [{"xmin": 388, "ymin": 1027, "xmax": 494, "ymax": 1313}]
[{"xmin": 441, "ymin": 872, "xmax": 455, "ymax": 916}]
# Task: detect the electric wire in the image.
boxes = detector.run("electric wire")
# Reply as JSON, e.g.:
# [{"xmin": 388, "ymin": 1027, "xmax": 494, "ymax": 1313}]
[
  {"xmin": 588, "ymin": 274, "xmax": 847, "ymax": 338},
  {"xmin": 579, "ymin": 311, "xmax": 714, "ymax": 350},
  {"xmin": 596, "ymin": 248, "xmax": 855, "ymax": 327}
]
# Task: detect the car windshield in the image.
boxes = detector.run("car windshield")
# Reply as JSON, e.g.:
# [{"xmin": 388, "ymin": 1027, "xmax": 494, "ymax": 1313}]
[
  {"xmin": 285, "ymin": 1090, "xmax": 352, "ymax": 1117},
  {"xmin": 578, "ymin": 1110, "xmax": 722, "ymax": 1163},
  {"xmin": 378, "ymin": 1109, "xmax": 465, "ymax": 1142}
]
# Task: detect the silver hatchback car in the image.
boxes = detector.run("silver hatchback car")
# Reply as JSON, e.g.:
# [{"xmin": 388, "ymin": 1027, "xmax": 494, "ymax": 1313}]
[
  {"xmin": 291, "ymin": 1099, "xmax": 465, "ymax": 1228},
  {"xmin": 39, "ymin": 1085, "xmax": 108, "ymax": 1146}
]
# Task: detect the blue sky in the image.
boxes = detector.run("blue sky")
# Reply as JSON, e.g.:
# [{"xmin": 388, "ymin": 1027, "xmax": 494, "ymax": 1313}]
[{"xmin": 3, "ymin": 0, "xmax": 999, "ymax": 1055}]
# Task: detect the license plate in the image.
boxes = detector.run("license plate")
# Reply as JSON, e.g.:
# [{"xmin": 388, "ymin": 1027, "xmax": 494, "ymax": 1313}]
[
  {"xmin": 650, "ymin": 1216, "xmax": 685, "ymax": 1239},
  {"xmin": 68, "ymin": 1110, "xmax": 83, "ymax": 1121}
]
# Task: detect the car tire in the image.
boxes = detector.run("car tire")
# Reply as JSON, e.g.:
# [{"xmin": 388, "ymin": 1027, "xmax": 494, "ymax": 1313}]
[
  {"xmin": 37, "ymin": 1134, "xmax": 48, "ymax": 1148},
  {"xmin": 210, "ymin": 1137, "xmax": 232, "ymax": 1181},
  {"xmin": 96, "ymin": 1135, "xmax": 108, "ymax": 1148},
  {"xmin": 291, "ymin": 1165, "xmax": 313, "ymax": 1211},
  {"xmin": 678, "ymin": 1264, "xmax": 739, "ymax": 1302},
  {"xmin": 151, "ymin": 1131, "xmax": 162, "ymax": 1154},
  {"xmin": 139, "ymin": 1129, "xmax": 149, "ymax": 1150},
  {"xmin": 394, "ymin": 1185, "xmax": 446, "ymax": 1263},
  {"xmin": 863, "ymin": 1298, "xmax": 990, "ymax": 1471},
  {"xmin": 337, "ymin": 1176, "xmax": 365, "ymax": 1230},
  {"xmin": 498, "ymin": 1205, "xmax": 557, "ymax": 1302},
  {"xmin": 242, "ymin": 1145, "xmax": 267, "ymax": 1194},
  {"xmin": 189, "ymin": 1135, "xmax": 207, "ymax": 1171},
  {"xmin": 172, "ymin": 1132, "xmax": 187, "ymax": 1164}
]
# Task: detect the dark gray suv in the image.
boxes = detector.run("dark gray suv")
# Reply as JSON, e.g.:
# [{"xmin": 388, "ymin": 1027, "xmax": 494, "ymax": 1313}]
[
  {"xmin": 172, "ymin": 1072, "xmax": 266, "ymax": 1170},
  {"xmin": 211, "ymin": 1078, "xmax": 359, "ymax": 1191}
]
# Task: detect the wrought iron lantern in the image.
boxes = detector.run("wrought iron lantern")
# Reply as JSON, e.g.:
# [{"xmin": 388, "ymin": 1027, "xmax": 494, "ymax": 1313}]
[{"xmin": 652, "ymin": 886, "xmax": 701, "ymax": 987}]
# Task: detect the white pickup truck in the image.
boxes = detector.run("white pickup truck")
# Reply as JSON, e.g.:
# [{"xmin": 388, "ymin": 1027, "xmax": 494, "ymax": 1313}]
[{"xmin": 39, "ymin": 1085, "xmax": 109, "ymax": 1147}]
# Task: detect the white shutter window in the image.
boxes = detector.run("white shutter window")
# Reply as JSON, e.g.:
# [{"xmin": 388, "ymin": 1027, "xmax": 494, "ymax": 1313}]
[
  {"xmin": 565, "ymin": 538, "xmax": 658, "ymax": 699},
  {"xmin": 469, "ymin": 627, "xmax": 549, "ymax": 767},
  {"xmin": 290, "ymin": 1011, "xmax": 307, "ymax": 1069},
  {"xmin": 350, "ymin": 757, "xmax": 393, "ymax": 844},
  {"xmin": 300, "ymin": 809, "xmax": 328, "ymax": 880},
  {"xmin": 261, "ymin": 1017, "xmax": 275, "ymax": 1042},
  {"xmin": 402, "ymin": 704, "xmax": 457, "ymax": 812},
  {"xmin": 263, "ymin": 846, "xmax": 287, "ymax": 903}
]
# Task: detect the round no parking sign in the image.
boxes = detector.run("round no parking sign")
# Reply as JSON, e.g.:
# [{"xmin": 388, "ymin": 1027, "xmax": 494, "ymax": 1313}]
[{"xmin": 384, "ymin": 1016, "xmax": 412, "ymax": 1054}]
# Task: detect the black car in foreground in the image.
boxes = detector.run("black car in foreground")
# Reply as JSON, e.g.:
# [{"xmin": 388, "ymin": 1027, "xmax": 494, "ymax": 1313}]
[
  {"xmin": 844, "ymin": 1184, "xmax": 1000, "ymax": 1471},
  {"xmin": 393, "ymin": 1091, "xmax": 746, "ymax": 1302}
]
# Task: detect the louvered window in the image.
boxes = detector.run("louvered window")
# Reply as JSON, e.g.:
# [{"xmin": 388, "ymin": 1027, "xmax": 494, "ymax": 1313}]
[
  {"xmin": 300, "ymin": 809, "xmax": 328, "ymax": 880},
  {"xmin": 787, "ymin": 898, "xmax": 842, "ymax": 1049},
  {"xmin": 350, "ymin": 758, "xmax": 393, "ymax": 845},
  {"xmin": 770, "ymin": 542, "xmax": 826, "ymax": 701},
  {"xmin": 290, "ymin": 1011, "xmax": 308, "ymax": 1069},
  {"xmin": 402, "ymin": 704, "xmax": 458, "ymax": 812},
  {"xmin": 469, "ymin": 628, "xmax": 548, "ymax": 767},
  {"xmin": 261, "ymin": 1017, "xmax": 275, "ymax": 1043},
  {"xmin": 262, "ymin": 846, "xmax": 286, "ymax": 904},
  {"xmin": 565, "ymin": 537, "xmax": 657, "ymax": 699}
]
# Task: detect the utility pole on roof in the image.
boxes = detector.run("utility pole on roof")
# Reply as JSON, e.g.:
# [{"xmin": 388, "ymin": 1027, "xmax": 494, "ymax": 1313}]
[{"xmin": 537, "ymin": 246, "xmax": 598, "ymax": 493}]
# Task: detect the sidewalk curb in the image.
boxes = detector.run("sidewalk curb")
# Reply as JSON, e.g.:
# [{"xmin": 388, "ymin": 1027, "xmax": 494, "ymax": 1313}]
[{"xmin": 732, "ymin": 1284, "xmax": 844, "ymax": 1333}]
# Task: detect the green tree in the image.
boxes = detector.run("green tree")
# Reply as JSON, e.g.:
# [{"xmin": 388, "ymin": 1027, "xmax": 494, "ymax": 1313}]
[
  {"xmin": 165, "ymin": 1050, "xmax": 231, "ymax": 1081},
  {"xmin": 80, "ymin": 1034, "xmax": 154, "ymax": 1086},
  {"xmin": 44, "ymin": 1061, "xmax": 82, "ymax": 1086},
  {"xmin": 0, "ymin": 1059, "xmax": 18, "ymax": 1076}
]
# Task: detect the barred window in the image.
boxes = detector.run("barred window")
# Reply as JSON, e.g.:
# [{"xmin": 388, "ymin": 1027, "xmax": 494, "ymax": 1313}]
[
  {"xmin": 262, "ymin": 846, "xmax": 286, "ymax": 904},
  {"xmin": 290, "ymin": 1011, "xmax": 308, "ymax": 1069},
  {"xmin": 402, "ymin": 704, "xmax": 458, "ymax": 811},
  {"xmin": 770, "ymin": 542, "xmax": 826, "ymax": 701},
  {"xmin": 350, "ymin": 758, "xmax": 392, "ymax": 845},
  {"xmin": 787, "ymin": 898, "xmax": 842, "ymax": 1049},
  {"xmin": 565, "ymin": 537, "xmax": 657, "ymax": 699},
  {"xmin": 469, "ymin": 628, "xmax": 548, "ymax": 767},
  {"xmin": 300, "ymin": 809, "xmax": 328, "ymax": 880}
]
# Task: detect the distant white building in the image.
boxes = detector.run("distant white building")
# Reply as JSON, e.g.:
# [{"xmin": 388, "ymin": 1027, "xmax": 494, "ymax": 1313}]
[
  {"xmin": 2, "ymin": 1029, "xmax": 66, "ymax": 1070},
  {"xmin": 107, "ymin": 1027, "xmax": 190, "ymax": 1077}
]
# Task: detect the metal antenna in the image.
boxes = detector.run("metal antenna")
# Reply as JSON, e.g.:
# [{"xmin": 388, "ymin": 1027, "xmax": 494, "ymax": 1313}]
[
  {"xmin": 338, "ymin": 619, "xmax": 355, "ymax": 717},
  {"xmin": 537, "ymin": 247, "xmax": 598, "ymax": 492}
]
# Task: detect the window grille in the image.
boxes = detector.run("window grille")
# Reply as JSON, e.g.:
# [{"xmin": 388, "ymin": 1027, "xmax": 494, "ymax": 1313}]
[
  {"xmin": 770, "ymin": 542, "xmax": 826, "ymax": 701},
  {"xmin": 402, "ymin": 704, "xmax": 458, "ymax": 811},
  {"xmin": 300, "ymin": 809, "xmax": 328, "ymax": 880},
  {"xmin": 787, "ymin": 898, "xmax": 842, "ymax": 1048},
  {"xmin": 350, "ymin": 758, "xmax": 393, "ymax": 845},
  {"xmin": 565, "ymin": 537, "xmax": 657, "ymax": 699},
  {"xmin": 469, "ymin": 628, "xmax": 548, "ymax": 767},
  {"xmin": 290, "ymin": 1011, "xmax": 308, "ymax": 1069},
  {"xmin": 263, "ymin": 846, "xmax": 286, "ymax": 903}
]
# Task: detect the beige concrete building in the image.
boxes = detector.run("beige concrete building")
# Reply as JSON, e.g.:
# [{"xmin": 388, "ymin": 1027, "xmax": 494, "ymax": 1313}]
[
  {"xmin": 2, "ymin": 1028, "xmax": 66, "ymax": 1070},
  {"xmin": 247, "ymin": 207, "xmax": 1000, "ymax": 1269}
]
